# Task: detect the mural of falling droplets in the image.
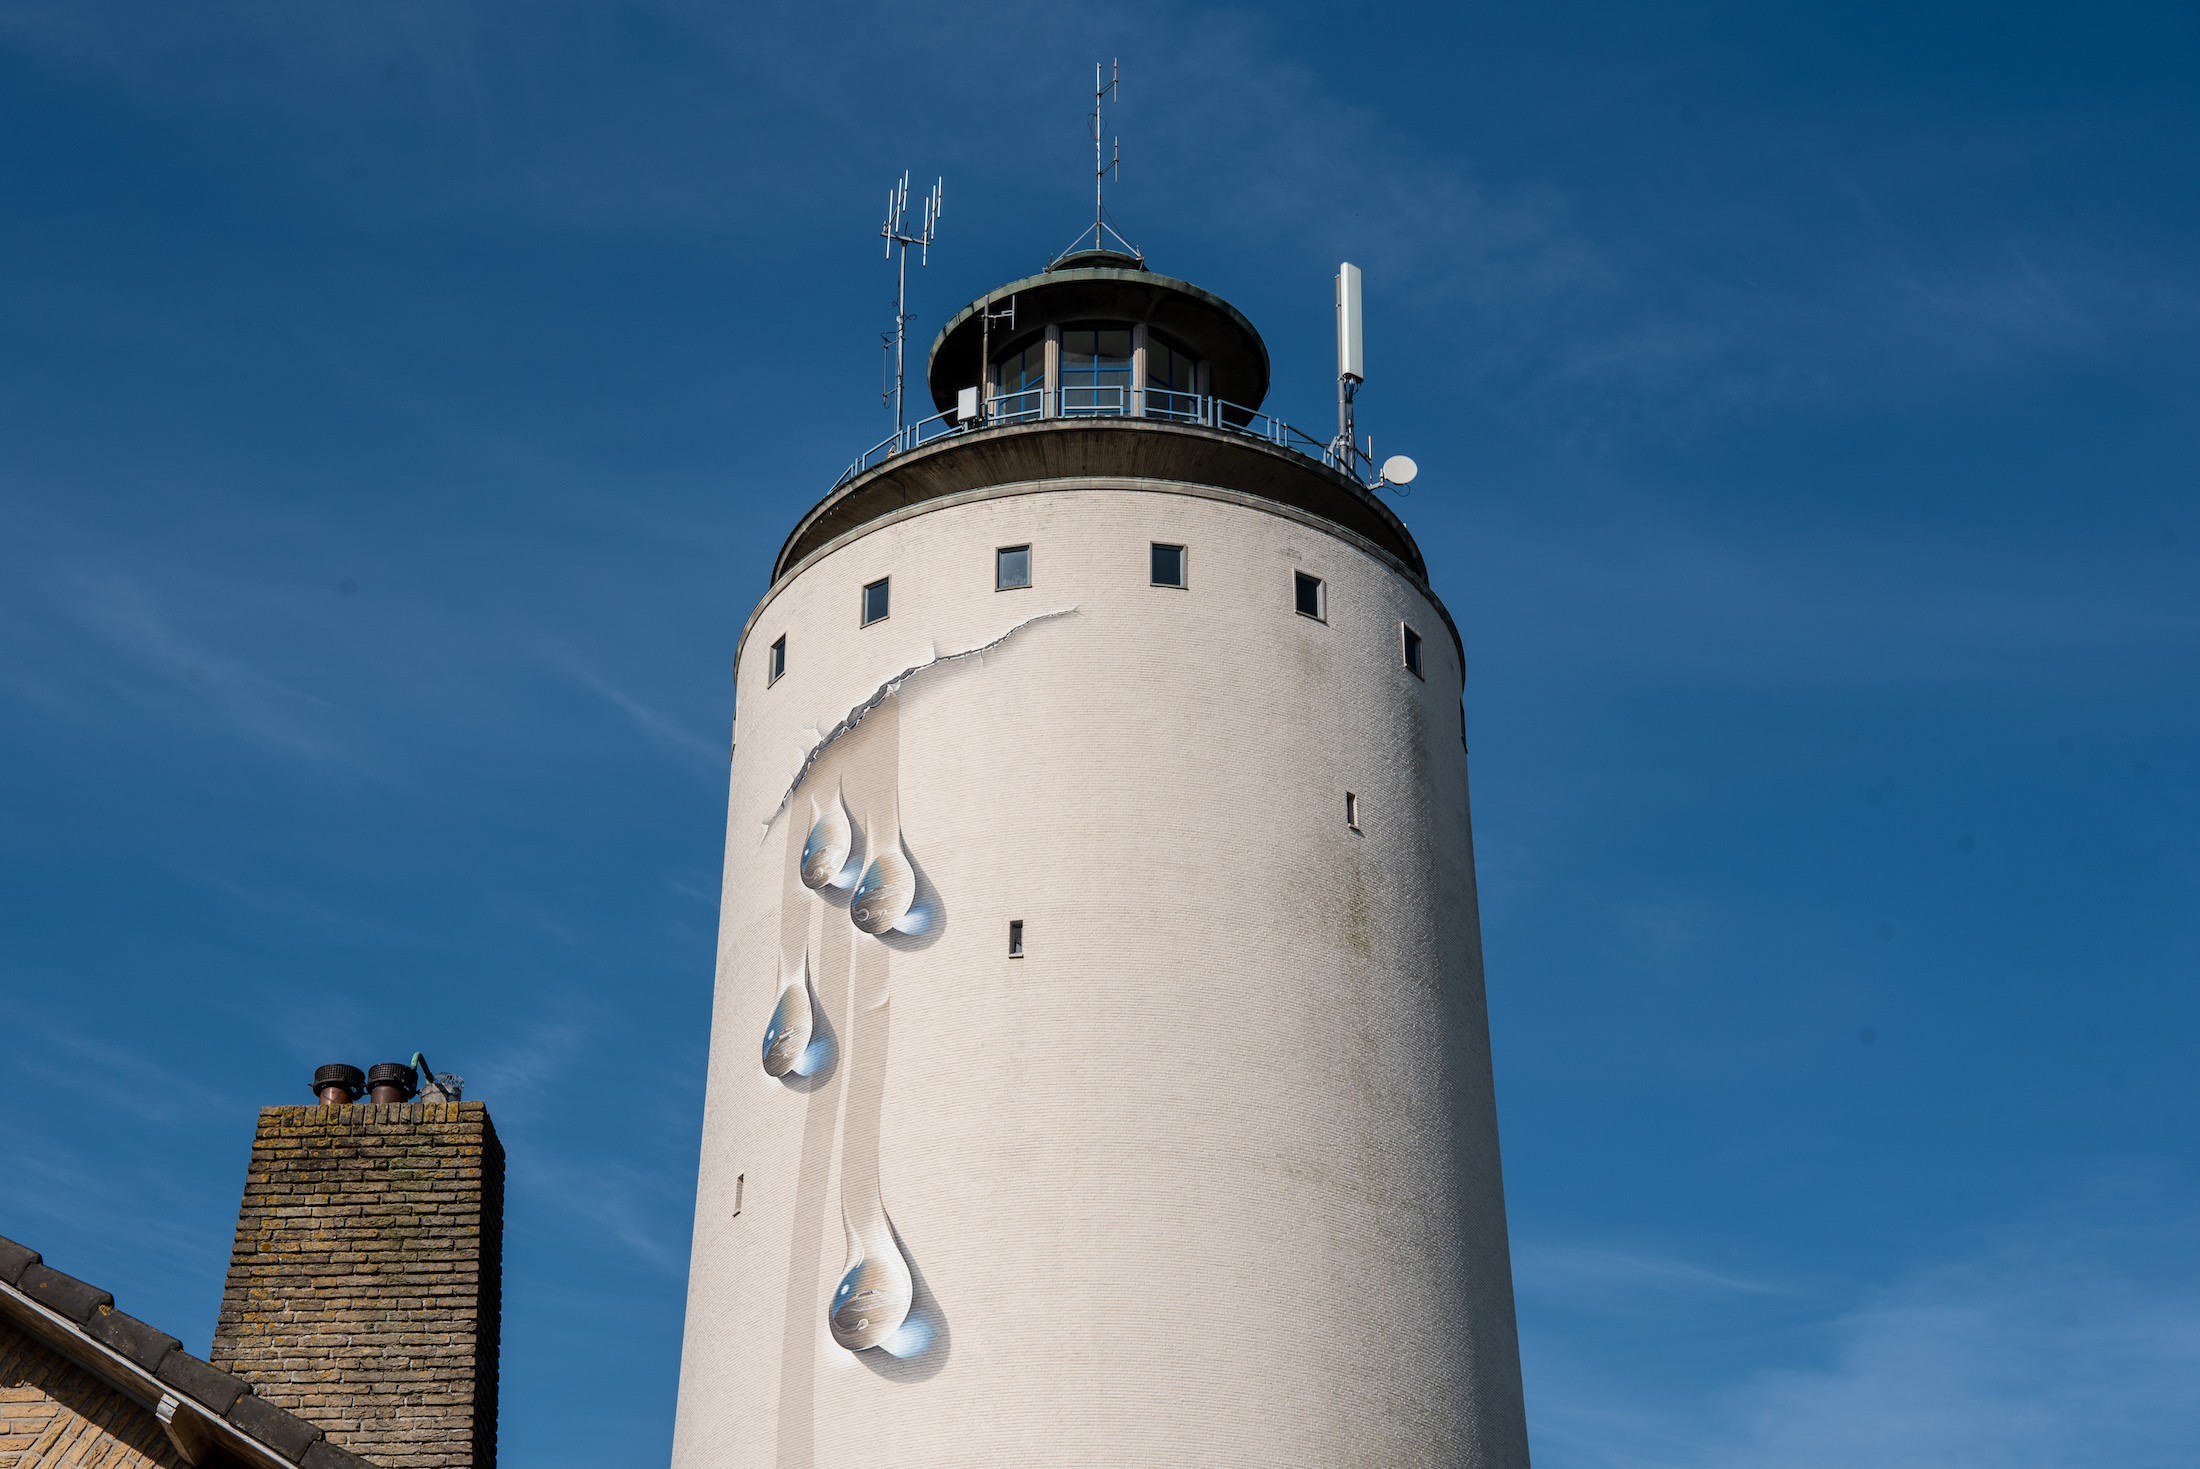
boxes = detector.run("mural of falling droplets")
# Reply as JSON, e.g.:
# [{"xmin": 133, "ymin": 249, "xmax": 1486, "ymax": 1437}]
[
  {"xmin": 849, "ymin": 824, "xmax": 917, "ymax": 935},
  {"xmin": 829, "ymin": 1190, "xmax": 913, "ymax": 1352},
  {"xmin": 760, "ymin": 953, "xmax": 814, "ymax": 1078},
  {"xmin": 800, "ymin": 787, "xmax": 856, "ymax": 891}
]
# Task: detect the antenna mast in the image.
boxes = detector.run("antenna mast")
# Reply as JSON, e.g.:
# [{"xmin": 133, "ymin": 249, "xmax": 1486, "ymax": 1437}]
[
  {"xmin": 880, "ymin": 172, "xmax": 943, "ymax": 433},
  {"xmin": 1092, "ymin": 61, "xmax": 1116, "ymax": 250},
  {"xmin": 1054, "ymin": 62, "xmax": 1140, "ymax": 266}
]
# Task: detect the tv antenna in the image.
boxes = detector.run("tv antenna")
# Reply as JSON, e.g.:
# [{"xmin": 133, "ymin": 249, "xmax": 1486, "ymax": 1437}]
[
  {"xmin": 976, "ymin": 294, "xmax": 1016, "ymax": 425},
  {"xmin": 1052, "ymin": 61, "xmax": 1141, "ymax": 267},
  {"xmin": 880, "ymin": 172, "xmax": 942, "ymax": 433}
]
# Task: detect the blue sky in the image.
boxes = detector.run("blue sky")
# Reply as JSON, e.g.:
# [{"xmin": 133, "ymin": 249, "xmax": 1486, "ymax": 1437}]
[{"xmin": 1, "ymin": 2, "xmax": 2195, "ymax": 1465}]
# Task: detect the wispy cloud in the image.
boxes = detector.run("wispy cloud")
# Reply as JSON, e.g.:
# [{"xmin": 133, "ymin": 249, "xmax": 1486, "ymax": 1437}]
[
  {"xmin": 9, "ymin": 0, "xmax": 2188, "ymax": 439},
  {"xmin": 460, "ymin": 1019, "xmax": 592, "ymax": 1111},
  {"xmin": 1712, "ymin": 1225, "xmax": 2200, "ymax": 1468},
  {"xmin": 1518, "ymin": 1242, "xmax": 1791, "ymax": 1304},
  {"xmin": 563, "ymin": 661, "xmax": 724, "ymax": 765},
  {"xmin": 984, "ymin": 12, "xmax": 2200, "ymax": 435},
  {"xmin": 508, "ymin": 1151, "xmax": 691, "ymax": 1275},
  {"xmin": 1527, "ymin": 1192, "xmax": 2200, "ymax": 1469},
  {"xmin": 0, "ymin": 1118, "xmax": 219, "ymax": 1280},
  {"xmin": 2, "ymin": 554, "xmax": 354, "ymax": 760},
  {"xmin": 455, "ymin": 1015, "xmax": 694, "ymax": 1273},
  {"xmin": 1471, "ymin": 508, "xmax": 2200, "ymax": 697}
]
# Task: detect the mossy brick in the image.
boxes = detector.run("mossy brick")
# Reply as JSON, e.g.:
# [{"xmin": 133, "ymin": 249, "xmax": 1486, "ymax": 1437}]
[{"xmin": 212, "ymin": 1104, "xmax": 502, "ymax": 1469}]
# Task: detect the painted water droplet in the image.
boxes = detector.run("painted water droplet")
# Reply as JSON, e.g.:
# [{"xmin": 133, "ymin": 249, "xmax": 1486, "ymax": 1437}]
[
  {"xmin": 801, "ymin": 789, "xmax": 855, "ymax": 891},
  {"xmin": 849, "ymin": 829, "xmax": 916, "ymax": 935},
  {"xmin": 829, "ymin": 1193, "xmax": 912, "ymax": 1352},
  {"xmin": 761, "ymin": 955, "xmax": 813, "ymax": 1077}
]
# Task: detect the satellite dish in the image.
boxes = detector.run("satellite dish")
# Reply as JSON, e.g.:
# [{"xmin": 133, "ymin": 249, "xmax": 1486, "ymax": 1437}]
[{"xmin": 1381, "ymin": 454, "xmax": 1418, "ymax": 486}]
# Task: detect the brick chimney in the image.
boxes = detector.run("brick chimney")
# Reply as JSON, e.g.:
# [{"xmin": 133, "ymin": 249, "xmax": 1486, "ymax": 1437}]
[{"xmin": 210, "ymin": 1097, "xmax": 504, "ymax": 1469}]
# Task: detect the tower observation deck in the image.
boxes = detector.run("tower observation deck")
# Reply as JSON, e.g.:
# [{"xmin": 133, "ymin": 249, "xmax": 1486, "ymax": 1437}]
[{"xmin": 675, "ymin": 241, "xmax": 1531, "ymax": 1469}]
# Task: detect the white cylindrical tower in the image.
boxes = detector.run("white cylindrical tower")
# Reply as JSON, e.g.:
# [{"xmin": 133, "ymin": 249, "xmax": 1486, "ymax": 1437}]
[{"xmin": 673, "ymin": 248, "xmax": 1531, "ymax": 1469}]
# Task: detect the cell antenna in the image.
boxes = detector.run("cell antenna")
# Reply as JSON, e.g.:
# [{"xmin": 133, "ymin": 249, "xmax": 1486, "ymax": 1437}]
[
  {"xmin": 1336, "ymin": 261, "xmax": 1363, "ymax": 466},
  {"xmin": 880, "ymin": 171, "xmax": 943, "ymax": 433},
  {"xmin": 1052, "ymin": 61, "xmax": 1141, "ymax": 267},
  {"xmin": 1333, "ymin": 261, "xmax": 1415, "ymax": 495}
]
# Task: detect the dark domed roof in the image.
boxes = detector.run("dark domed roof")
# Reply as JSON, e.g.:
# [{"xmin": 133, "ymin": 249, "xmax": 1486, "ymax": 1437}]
[{"xmin": 926, "ymin": 265, "xmax": 1270, "ymax": 416}]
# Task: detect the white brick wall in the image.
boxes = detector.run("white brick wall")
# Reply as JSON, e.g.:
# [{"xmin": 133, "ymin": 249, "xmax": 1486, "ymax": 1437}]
[{"xmin": 674, "ymin": 480, "xmax": 1529, "ymax": 1469}]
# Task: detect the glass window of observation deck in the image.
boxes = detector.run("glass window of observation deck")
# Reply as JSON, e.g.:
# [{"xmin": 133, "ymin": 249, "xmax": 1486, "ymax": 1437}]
[
  {"xmin": 997, "ymin": 343, "xmax": 1044, "ymax": 398},
  {"xmin": 1060, "ymin": 327, "xmax": 1131, "ymax": 414},
  {"xmin": 1147, "ymin": 336, "xmax": 1195, "ymax": 393}
]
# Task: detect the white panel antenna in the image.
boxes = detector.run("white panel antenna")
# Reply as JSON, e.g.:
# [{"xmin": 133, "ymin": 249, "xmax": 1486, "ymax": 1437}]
[
  {"xmin": 1335, "ymin": 261, "xmax": 1364, "ymax": 473},
  {"xmin": 1333, "ymin": 264, "xmax": 1417, "ymax": 496},
  {"xmin": 1337, "ymin": 263, "xmax": 1365, "ymax": 383}
]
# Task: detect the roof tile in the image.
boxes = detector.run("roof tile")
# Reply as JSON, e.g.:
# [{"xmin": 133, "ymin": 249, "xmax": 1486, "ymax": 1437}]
[
  {"xmin": 157, "ymin": 1350, "xmax": 251, "ymax": 1416},
  {"xmin": 18, "ymin": 1263, "xmax": 114, "ymax": 1322},
  {"xmin": 84, "ymin": 1305, "xmax": 181, "ymax": 1373},
  {"xmin": 0, "ymin": 1235, "xmax": 38, "ymax": 1286},
  {"xmin": 300, "ymin": 1438, "xmax": 377, "ymax": 1469},
  {"xmin": 227, "ymin": 1392, "xmax": 324, "ymax": 1462}
]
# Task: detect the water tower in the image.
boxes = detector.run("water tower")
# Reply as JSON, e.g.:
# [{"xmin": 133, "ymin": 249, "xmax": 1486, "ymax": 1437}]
[{"xmin": 670, "ymin": 194, "xmax": 1532, "ymax": 1468}]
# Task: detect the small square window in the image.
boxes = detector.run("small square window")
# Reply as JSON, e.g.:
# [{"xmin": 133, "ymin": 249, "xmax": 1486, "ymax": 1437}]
[
  {"xmin": 1151, "ymin": 543, "xmax": 1186, "ymax": 588},
  {"xmin": 1295, "ymin": 571, "xmax": 1325, "ymax": 621},
  {"xmin": 862, "ymin": 577, "xmax": 890, "ymax": 626},
  {"xmin": 769, "ymin": 635, "xmax": 787, "ymax": 684},
  {"xmin": 1346, "ymin": 792, "xmax": 1360, "ymax": 830},
  {"xmin": 1008, "ymin": 919, "xmax": 1024, "ymax": 957},
  {"xmin": 997, "ymin": 545, "xmax": 1032, "ymax": 590},
  {"xmin": 1402, "ymin": 625, "xmax": 1423, "ymax": 678}
]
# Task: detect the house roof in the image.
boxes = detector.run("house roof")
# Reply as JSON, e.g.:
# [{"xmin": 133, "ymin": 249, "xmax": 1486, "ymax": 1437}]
[{"xmin": 0, "ymin": 1232, "xmax": 375, "ymax": 1469}]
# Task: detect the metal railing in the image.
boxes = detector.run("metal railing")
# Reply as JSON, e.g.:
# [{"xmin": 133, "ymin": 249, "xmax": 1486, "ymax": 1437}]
[
  {"xmin": 833, "ymin": 389, "xmax": 1378, "ymax": 490},
  {"xmin": 989, "ymin": 386, "xmax": 1045, "ymax": 425}
]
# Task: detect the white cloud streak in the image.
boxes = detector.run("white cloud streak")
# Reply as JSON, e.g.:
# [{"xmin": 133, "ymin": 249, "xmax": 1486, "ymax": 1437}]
[
  {"xmin": 1526, "ymin": 1198, "xmax": 2200, "ymax": 1469},
  {"xmin": 1517, "ymin": 1242, "xmax": 1791, "ymax": 1303},
  {"xmin": 7, "ymin": 0, "xmax": 2189, "ymax": 441}
]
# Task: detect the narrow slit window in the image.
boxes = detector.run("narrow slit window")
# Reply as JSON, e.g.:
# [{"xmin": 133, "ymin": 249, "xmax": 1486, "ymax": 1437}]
[
  {"xmin": 1151, "ymin": 543, "xmax": 1186, "ymax": 588},
  {"xmin": 997, "ymin": 545, "xmax": 1032, "ymax": 590},
  {"xmin": 769, "ymin": 635, "xmax": 787, "ymax": 684},
  {"xmin": 1346, "ymin": 792, "xmax": 1360, "ymax": 830},
  {"xmin": 1295, "ymin": 571, "xmax": 1325, "ymax": 621},
  {"xmin": 1008, "ymin": 919, "xmax": 1024, "ymax": 957},
  {"xmin": 732, "ymin": 1173, "xmax": 745, "ymax": 1217},
  {"xmin": 862, "ymin": 577, "xmax": 890, "ymax": 626},
  {"xmin": 1402, "ymin": 625, "xmax": 1423, "ymax": 677}
]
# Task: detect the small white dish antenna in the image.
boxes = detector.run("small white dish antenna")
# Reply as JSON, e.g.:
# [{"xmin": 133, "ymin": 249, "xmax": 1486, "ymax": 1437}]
[{"xmin": 1380, "ymin": 454, "xmax": 1418, "ymax": 486}]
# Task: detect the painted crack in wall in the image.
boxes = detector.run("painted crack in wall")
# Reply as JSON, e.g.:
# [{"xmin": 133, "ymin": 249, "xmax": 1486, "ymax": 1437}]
[{"xmin": 757, "ymin": 606, "xmax": 1080, "ymax": 839}]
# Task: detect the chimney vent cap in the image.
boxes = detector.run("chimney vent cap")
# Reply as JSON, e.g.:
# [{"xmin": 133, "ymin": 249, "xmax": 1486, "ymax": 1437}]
[{"xmin": 310, "ymin": 1064, "xmax": 364, "ymax": 1101}]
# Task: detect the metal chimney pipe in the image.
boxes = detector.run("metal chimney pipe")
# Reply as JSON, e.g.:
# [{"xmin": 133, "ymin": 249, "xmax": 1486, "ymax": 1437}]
[
  {"xmin": 312, "ymin": 1064, "xmax": 365, "ymax": 1106},
  {"xmin": 366, "ymin": 1062, "xmax": 418, "ymax": 1105}
]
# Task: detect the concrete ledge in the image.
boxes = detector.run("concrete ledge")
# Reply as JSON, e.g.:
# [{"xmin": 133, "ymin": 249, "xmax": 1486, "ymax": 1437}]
[{"xmin": 779, "ymin": 417, "xmax": 1424, "ymax": 581}]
